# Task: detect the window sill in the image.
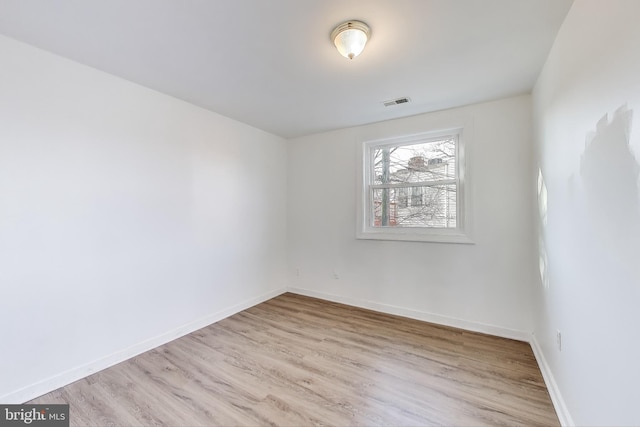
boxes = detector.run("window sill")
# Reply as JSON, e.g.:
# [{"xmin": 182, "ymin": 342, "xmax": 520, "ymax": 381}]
[{"xmin": 356, "ymin": 228, "xmax": 474, "ymax": 244}]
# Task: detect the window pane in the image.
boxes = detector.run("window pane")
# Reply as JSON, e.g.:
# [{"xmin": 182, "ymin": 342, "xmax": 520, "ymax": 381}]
[
  {"xmin": 372, "ymin": 185, "xmax": 456, "ymax": 228},
  {"xmin": 373, "ymin": 138, "xmax": 456, "ymax": 185}
]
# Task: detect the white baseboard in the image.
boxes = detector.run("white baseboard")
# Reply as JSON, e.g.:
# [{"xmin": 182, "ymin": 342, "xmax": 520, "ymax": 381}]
[
  {"xmin": 286, "ymin": 287, "xmax": 531, "ymax": 342},
  {"xmin": 530, "ymin": 334, "xmax": 574, "ymax": 427},
  {"xmin": 1, "ymin": 287, "xmax": 287, "ymax": 404}
]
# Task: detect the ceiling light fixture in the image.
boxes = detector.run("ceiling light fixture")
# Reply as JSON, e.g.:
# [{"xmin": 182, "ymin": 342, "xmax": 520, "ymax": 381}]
[{"xmin": 330, "ymin": 20, "xmax": 370, "ymax": 60}]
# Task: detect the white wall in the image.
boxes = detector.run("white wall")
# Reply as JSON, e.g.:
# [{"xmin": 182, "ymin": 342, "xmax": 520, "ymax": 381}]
[
  {"xmin": 0, "ymin": 35, "xmax": 287, "ymax": 402},
  {"xmin": 287, "ymin": 95, "xmax": 535, "ymax": 337},
  {"xmin": 532, "ymin": 1, "xmax": 640, "ymax": 425}
]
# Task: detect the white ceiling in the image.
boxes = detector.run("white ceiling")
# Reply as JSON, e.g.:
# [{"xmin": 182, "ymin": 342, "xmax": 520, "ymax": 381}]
[{"xmin": 0, "ymin": 0, "xmax": 572, "ymax": 138}]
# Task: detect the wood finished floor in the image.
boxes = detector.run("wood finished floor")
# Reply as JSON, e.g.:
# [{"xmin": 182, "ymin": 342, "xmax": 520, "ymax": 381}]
[{"xmin": 30, "ymin": 293, "xmax": 559, "ymax": 426}]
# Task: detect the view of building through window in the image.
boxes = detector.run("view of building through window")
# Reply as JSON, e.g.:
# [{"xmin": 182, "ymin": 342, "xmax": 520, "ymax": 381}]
[{"xmin": 371, "ymin": 136, "xmax": 457, "ymax": 228}]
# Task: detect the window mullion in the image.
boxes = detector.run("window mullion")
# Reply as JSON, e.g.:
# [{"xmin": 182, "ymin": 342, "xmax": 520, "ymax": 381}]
[{"xmin": 370, "ymin": 179, "xmax": 456, "ymax": 189}]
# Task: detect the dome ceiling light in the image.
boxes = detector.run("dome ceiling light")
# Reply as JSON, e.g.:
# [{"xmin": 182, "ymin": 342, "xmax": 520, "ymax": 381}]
[{"xmin": 330, "ymin": 20, "xmax": 371, "ymax": 60}]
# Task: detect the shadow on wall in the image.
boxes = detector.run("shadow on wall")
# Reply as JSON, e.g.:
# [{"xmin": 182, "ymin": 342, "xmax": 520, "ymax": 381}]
[
  {"xmin": 580, "ymin": 105, "xmax": 640, "ymax": 272},
  {"xmin": 537, "ymin": 169, "xmax": 549, "ymax": 289}
]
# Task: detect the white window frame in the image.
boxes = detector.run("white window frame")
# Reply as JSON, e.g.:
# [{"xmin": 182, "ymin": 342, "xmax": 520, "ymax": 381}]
[{"xmin": 357, "ymin": 127, "xmax": 473, "ymax": 244}]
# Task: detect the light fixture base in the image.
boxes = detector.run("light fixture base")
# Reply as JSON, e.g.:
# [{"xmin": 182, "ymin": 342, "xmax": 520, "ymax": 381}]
[{"xmin": 330, "ymin": 20, "xmax": 371, "ymax": 43}]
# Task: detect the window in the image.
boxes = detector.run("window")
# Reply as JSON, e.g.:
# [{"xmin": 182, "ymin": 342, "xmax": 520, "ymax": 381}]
[
  {"xmin": 357, "ymin": 128, "xmax": 472, "ymax": 243},
  {"xmin": 411, "ymin": 186, "xmax": 423, "ymax": 207},
  {"xmin": 398, "ymin": 187, "xmax": 408, "ymax": 208}
]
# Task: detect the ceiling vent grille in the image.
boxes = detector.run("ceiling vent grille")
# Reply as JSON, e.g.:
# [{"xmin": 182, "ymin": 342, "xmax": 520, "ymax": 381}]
[{"xmin": 383, "ymin": 97, "xmax": 411, "ymax": 107}]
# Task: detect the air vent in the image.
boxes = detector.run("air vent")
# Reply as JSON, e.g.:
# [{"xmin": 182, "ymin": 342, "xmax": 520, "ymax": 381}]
[{"xmin": 383, "ymin": 97, "xmax": 411, "ymax": 107}]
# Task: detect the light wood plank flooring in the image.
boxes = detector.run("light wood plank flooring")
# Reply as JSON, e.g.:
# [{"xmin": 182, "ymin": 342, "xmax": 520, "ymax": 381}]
[{"xmin": 30, "ymin": 293, "xmax": 559, "ymax": 426}]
